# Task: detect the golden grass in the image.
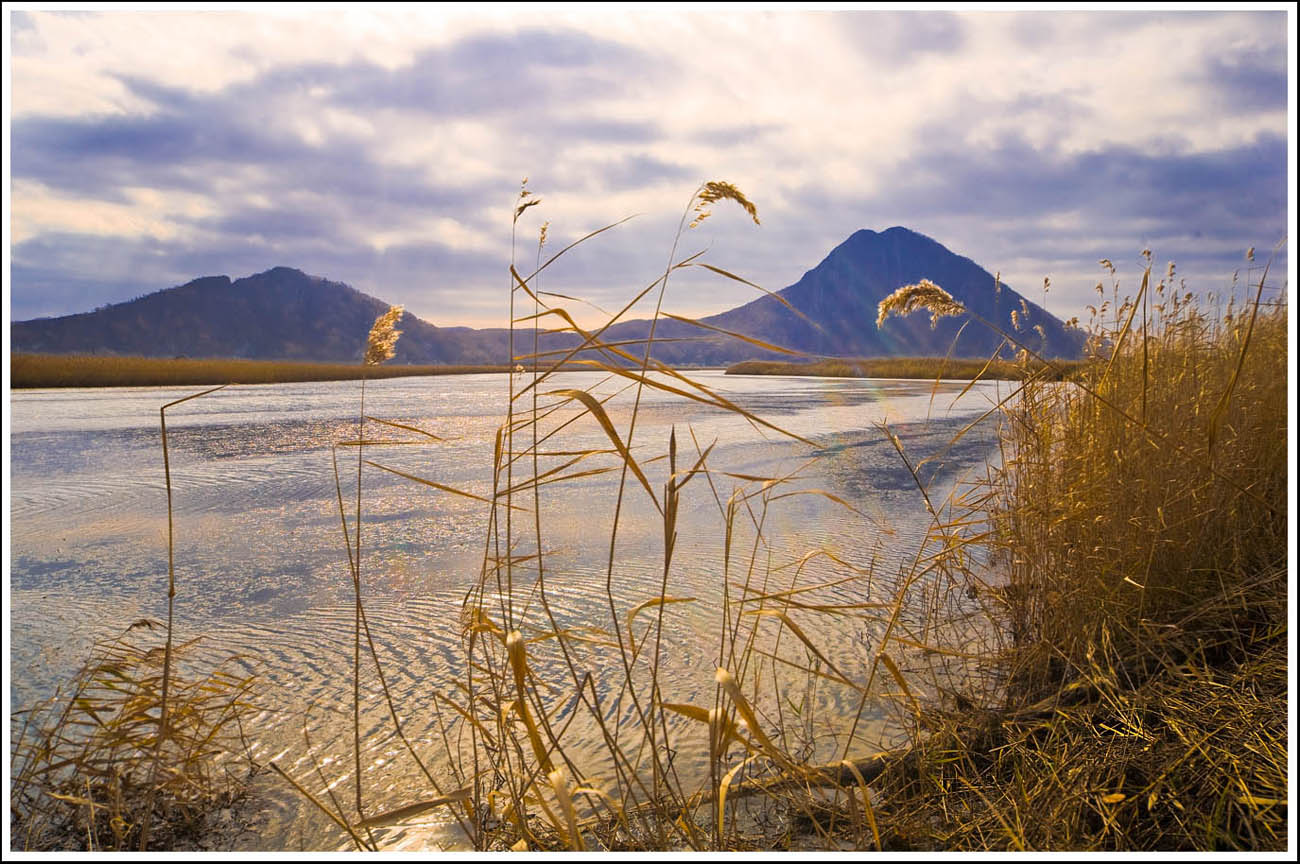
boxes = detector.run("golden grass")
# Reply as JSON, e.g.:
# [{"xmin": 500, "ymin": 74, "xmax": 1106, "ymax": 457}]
[
  {"xmin": 726, "ymin": 356, "xmax": 1082, "ymax": 381},
  {"xmin": 9, "ymin": 625, "xmax": 259, "ymax": 850},
  {"xmin": 276, "ymin": 180, "xmax": 931, "ymax": 851},
  {"xmin": 10, "ymin": 354, "xmax": 511, "ymax": 388},
  {"xmin": 869, "ymin": 257, "xmax": 1289, "ymax": 850},
  {"xmin": 11, "ymin": 381, "xmax": 260, "ymax": 852}
]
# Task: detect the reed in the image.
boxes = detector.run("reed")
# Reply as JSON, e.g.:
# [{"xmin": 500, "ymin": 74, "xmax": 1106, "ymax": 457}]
[
  {"xmin": 10, "ymin": 354, "xmax": 512, "ymax": 389},
  {"xmin": 304, "ymin": 214, "xmax": 1283, "ymax": 850},
  {"xmin": 9, "ymin": 625, "xmax": 259, "ymax": 850},
  {"xmin": 263, "ymin": 180, "xmax": 937, "ymax": 851},
  {"xmin": 868, "ymin": 252, "xmax": 1289, "ymax": 850},
  {"xmin": 10, "ymin": 384, "xmax": 260, "ymax": 851},
  {"xmin": 726, "ymin": 356, "xmax": 1081, "ymax": 381}
]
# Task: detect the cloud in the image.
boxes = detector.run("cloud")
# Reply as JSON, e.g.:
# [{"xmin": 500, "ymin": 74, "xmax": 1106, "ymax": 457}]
[
  {"xmin": 1202, "ymin": 48, "xmax": 1288, "ymax": 114},
  {"xmin": 835, "ymin": 10, "xmax": 967, "ymax": 62},
  {"xmin": 6, "ymin": 9, "xmax": 1290, "ymax": 329},
  {"xmin": 762, "ymin": 129, "xmax": 1287, "ymax": 320}
]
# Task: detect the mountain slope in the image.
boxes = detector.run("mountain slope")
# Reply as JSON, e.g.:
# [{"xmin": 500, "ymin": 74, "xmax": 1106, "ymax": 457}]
[
  {"xmin": 11, "ymin": 228, "xmax": 1085, "ymax": 363},
  {"xmin": 10, "ymin": 267, "xmax": 523, "ymax": 364},
  {"xmin": 601, "ymin": 226, "xmax": 1085, "ymax": 363}
]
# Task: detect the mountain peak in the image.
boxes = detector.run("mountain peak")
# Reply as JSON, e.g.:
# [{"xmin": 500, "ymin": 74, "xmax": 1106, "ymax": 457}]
[
  {"xmin": 261, "ymin": 265, "xmax": 309, "ymax": 278},
  {"xmin": 835, "ymin": 225, "xmax": 947, "ymax": 260},
  {"xmin": 239, "ymin": 266, "xmax": 318, "ymax": 284},
  {"xmin": 179, "ymin": 275, "xmax": 233, "ymax": 291},
  {"xmin": 704, "ymin": 225, "xmax": 1084, "ymax": 359}
]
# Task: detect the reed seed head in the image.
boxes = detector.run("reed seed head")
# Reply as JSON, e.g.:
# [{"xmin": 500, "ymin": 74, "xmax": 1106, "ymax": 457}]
[
  {"xmin": 693, "ymin": 181, "xmax": 760, "ymax": 227},
  {"xmin": 364, "ymin": 305, "xmax": 404, "ymax": 366},
  {"xmin": 515, "ymin": 178, "xmax": 541, "ymax": 223},
  {"xmin": 876, "ymin": 279, "xmax": 966, "ymax": 329}
]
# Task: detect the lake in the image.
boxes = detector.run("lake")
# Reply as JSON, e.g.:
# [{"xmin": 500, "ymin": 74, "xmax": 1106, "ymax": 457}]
[{"xmin": 9, "ymin": 370, "xmax": 1006, "ymax": 849}]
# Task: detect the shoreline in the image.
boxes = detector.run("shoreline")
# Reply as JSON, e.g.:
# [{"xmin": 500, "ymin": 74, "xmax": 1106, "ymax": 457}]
[
  {"xmin": 724, "ymin": 356, "xmax": 1082, "ymax": 381},
  {"xmin": 9, "ymin": 353, "xmax": 618, "ymax": 389}
]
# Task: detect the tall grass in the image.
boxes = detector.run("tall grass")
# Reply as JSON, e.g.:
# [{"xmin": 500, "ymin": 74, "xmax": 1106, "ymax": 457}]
[
  {"xmin": 303, "ymin": 206, "xmax": 1285, "ymax": 850},
  {"xmin": 870, "ymin": 252, "xmax": 1289, "ymax": 850},
  {"xmin": 9, "ymin": 626, "xmax": 259, "ymax": 850},
  {"xmin": 261, "ymin": 181, "xmax": 944, "ymax": 851},
  {"xmin": 726, "ymin": 356, "xmax": 1082, "ymax": 381},
  {"xmin": 11, "ymin": 384, "xmax": 260, "ymax": 851}
]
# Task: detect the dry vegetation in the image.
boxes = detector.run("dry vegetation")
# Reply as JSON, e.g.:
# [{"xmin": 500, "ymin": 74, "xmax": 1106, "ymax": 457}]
[
  {"xmin": 11, "ymin": 386, "xmax": 262, "ymax": 851},
  {"xmin": 10, "ymin": 180, "xmax": 1288, "ymax": 852},
  {"xmin": 726, "ymin": 356, "xmax": 1081, "ymax": 381},
  {"xmin": 9, "ymin": 625, "xmax": 259, "ymax": 850},
  {"xmin": 10, "ymin": 354, "xmax": 510, "ymax": 388},
  {"xmin": 869, "ymin": 255, "xmax": 1289, "ymax": 850}
]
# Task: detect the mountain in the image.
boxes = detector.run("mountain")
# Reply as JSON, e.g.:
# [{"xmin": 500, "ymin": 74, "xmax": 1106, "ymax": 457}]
[
  {"xmin": 597, "ymin": 226, "xmax": 1085, "ymax": 364},
  {"xmin": 10, "ymin": 228, "xmax": 1085, "ymax": 363},
  {"xmin": 9, "ymin": 267, "xmax": 522, "ymax": 364}
]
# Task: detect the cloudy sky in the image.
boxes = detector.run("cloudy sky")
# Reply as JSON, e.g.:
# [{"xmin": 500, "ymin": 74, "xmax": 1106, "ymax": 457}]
[{"xmin": 4, "ymin": 6, "xmax": 1292, "ymax": 328}]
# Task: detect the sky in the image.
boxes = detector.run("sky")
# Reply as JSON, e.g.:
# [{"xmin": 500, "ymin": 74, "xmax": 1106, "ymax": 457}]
[{"xmin": 3, "ymin": 5, "xmax": 1293, "ymax": 329}]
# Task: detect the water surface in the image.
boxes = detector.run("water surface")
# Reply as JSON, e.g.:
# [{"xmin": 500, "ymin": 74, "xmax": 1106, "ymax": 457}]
[{"xmin": 9, "ymin": 370, "xmax": 1004, "ymax": 849}]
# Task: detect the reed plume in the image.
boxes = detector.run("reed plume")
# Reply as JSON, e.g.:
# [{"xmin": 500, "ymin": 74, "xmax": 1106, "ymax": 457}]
[
  {"xmin": 363, "ymin": 305, "xmax": 404, "ymax": 366},
  {"xmin": 690, "ymin": 180, "xmax": 760, "ymax": 228},
  {"xmin": 875, "ymin": 279, "xmax": 966, "ymax": 329}
]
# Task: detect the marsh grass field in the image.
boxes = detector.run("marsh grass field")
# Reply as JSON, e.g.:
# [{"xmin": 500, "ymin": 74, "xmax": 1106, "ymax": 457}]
[
  {"xmin": 9, "ymin": 354, "xmax": 513, "ymax": 389},
  {"xmin": 8, "ymin": 183, "xmax": 1290, "ymax": 852},
  {"xmin": 725, "ymin": 356, "xmax": 1084, "ymax": 381}
]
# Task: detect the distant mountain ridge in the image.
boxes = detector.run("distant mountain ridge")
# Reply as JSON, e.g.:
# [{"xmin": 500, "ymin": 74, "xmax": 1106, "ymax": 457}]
[
  {"xmin": 11, "ymin": 228, "xmax": 1086, "ymax": 363},
  {"xmin": 10, "ymin": 267, "xmax": 519, "ymax": 364}
]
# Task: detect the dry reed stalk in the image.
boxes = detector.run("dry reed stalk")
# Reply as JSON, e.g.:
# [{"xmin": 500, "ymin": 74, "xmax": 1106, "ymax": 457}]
[{"xmin": 241, "ymin": 180, "xmax": 1285, "ymax": 853}]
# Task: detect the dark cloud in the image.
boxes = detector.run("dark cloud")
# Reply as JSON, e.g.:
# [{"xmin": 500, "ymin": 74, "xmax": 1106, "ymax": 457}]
[
  {"xmin": 692, "ymin": 123, "xmax": 779, "ymax": 148},
  {"xmin": 549, "ymin": 117, "xmax": 663, "ymax": 143},
  {"xmin": 775, "ymin": 131, "xmax": 1287, "ymax": 312},
  {"xmin": 1202, "ymin": 44, "xmax": 1287, "ymax": 113},
  {"xmin": 13, "ymin": 25, "xmax": 666, "ymax": 197},
  {"xmin": 597, "ymin": 154, "xmax": 694, "ymax": 190},
  {"xmin": 836, "ymin": 11, "xmax": 967, "ymax": 61},
  {"xmin": 295, "ymin": 28, "xmax": 656, "ymax": 117},
  {"xmin": 10, "ymin": 11, "xmax": 38, "ymax": 39},
  {"xmin": 9, "ymin": 26, "xmax": 687, "ymax": 324},
  {"xmin": 10, "ymin": 233, "xmax": 192, "ymax": 320}
]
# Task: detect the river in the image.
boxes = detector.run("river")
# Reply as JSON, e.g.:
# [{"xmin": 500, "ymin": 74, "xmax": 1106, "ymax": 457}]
[{"xmin": 8, "ymin": 370, "xmax": 1006, "ymax": 849}]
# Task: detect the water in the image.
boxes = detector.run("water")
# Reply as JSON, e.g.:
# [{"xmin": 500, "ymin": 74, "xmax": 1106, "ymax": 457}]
[{"xmin": 8, "ymin": 370, "xmax": 1005, "ymax": 849}]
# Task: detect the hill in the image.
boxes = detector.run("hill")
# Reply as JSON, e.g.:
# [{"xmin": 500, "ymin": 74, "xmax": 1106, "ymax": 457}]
[
  {"xmin": 10, "ymin": 229, "xmax": 1085, "ymax": 364},
  {"xmin": 599, "ymin": 226, "xmax": 1084, "ymax": 363},
  {"xmin": 10, "ymin": 267, "xmax": 519, "ymax": 364}
]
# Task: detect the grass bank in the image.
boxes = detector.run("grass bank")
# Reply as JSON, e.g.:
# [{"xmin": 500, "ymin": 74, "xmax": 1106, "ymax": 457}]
[
  {"xmin": 726, "ymin": 356, "xmax": 1083, "ymax": 380},
  {"xmin": 870, "ymin": 258, "xmax": 1289, "ymax": 850},
  {"xmin": 9, "ymin": 353, "xmax": 512, "ymax": 388}
]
